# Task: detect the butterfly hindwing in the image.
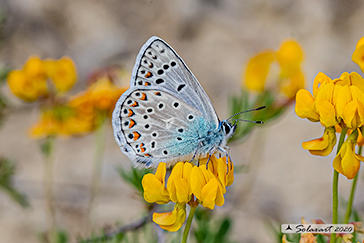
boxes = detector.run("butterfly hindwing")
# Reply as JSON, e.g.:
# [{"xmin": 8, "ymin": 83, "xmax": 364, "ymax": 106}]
[{"xmin": 114, "ymin": 89, "xmax": 212, "ymax": 167}]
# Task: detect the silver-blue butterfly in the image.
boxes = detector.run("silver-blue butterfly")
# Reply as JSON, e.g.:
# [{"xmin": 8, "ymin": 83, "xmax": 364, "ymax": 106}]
[{"xmin": 112, "ymin": 36, "xmax": 235, "ymax": 168}]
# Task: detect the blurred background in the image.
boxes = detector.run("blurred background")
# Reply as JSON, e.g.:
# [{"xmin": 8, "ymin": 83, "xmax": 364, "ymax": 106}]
[{"xmin": 0, "ymin": 0, "xmax": 364, "ymax": 242}]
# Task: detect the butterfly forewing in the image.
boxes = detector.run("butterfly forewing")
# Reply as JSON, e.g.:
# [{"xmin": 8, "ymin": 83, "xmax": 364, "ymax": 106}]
[{"xmin": 130, "ymin": 37, "xmax": 219, "ymax": 127}]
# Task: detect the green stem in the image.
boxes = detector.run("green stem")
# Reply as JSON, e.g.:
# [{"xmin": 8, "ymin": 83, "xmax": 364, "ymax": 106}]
[
  {"xmin": 182, "ymin": 205, "xmax": 197, "ymax": 243},
  {"xmin": 344, "ymin": 146, "xmax": 362, "ymax": 224},
  {"xmin": 331, "ymin": 128, "xmax": 347, "ymax": 243},
  {"xmin": 42, "ymin": 136, "xmax": 57, "ymax": 242},
  {"xmin": 86, "ymin": 113, "xmax": 107, "ymax": 233}
]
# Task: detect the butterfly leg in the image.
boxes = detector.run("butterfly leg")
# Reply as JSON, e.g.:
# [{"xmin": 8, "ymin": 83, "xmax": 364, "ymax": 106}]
[
  {"xmin": 218, "ymin": 146, "xmax": 233, "ymax": 173},
  {"xmin": 187, "ymin": 142, "xmax": 202, "ymax": 163},
  {"xmin": 205, "ymin": 154, "xmax": 212, "ymax": 170}
]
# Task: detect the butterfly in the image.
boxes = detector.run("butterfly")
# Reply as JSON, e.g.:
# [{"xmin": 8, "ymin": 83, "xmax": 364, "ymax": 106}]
[{"xmin": 112, "ymin": 36, "xmax": 262, "ymax": 168}]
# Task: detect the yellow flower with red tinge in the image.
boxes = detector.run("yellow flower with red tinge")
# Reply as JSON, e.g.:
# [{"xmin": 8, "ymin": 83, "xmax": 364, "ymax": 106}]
[
  {"xmin": 142, "ymin": 156, "xmax": 234, "ymax": 231},
  {"xmin": 295, "ymin": 62, "xmax": 364, "ymax": 179}
]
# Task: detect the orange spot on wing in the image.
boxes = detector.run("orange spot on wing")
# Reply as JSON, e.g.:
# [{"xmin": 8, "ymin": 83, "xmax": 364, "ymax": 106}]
[
  {"xmin": 144, "ymin": 82, "xmax": 151, "ymax": 86},
  {"xmin": 140, "ymin": 93, "xmax": 147, "ymax": 100},
  {"xmin": 133, "ymin": 131, "xmax": 141, "ymax": 141},
  {"xmin": 144, "ymin": 153, "xmax": 151, "ymax": 157},
  {"xmin": 145, "ymin": 71, "xmax": 152, "ymax": 78},
  {"xmin": 129, "ymin": 119, "xmax": 136, "ymax": 128},
  {"xmin": 140, "ymin": 147, "xmax": 146, "ymax": 153},
  {"xmin": 130, "ymin": 101, "xmax": 138, "ymax": 107},
  {"xmin": 128, "ymin": 109, "xmax": 135, "ymax": 117},
  {"xmin": 155, "ymin": 92, "xmax": 161, "ymax": 96}
]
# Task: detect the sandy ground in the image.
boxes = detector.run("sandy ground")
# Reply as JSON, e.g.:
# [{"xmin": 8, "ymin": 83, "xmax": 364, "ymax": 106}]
[{"xmin": 1, "ymin": 0, "xmax": 364, "ymax": 242}]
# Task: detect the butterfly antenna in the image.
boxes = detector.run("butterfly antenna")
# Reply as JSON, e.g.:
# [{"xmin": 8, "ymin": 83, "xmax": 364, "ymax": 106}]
[
  {"xmin": 227, "ymin": 106, "xmax": 266, "ymax": 121},
  {"xmin": 230, "ymin": 119, "xmax": 264, "ymax": 124}
]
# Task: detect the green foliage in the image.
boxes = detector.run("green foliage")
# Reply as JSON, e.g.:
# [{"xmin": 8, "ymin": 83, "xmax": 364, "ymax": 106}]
[
  {"xmin": 77, "ymin": 230, "xmax": 125, "ymax": 243},
  {"xmin": 0, "ymin": 158, "xmax": 29, "ymax": 207},
  {"xmin": 194, "ymin": 207, "xmax": 235, "ymax": 243},
  {"xmin": 229, "ymin": 89, "xmax": 290, "ymax": 143},
  {"xmin": 116, "ymin": 166, "xmax": 153, "ymax": 195}
]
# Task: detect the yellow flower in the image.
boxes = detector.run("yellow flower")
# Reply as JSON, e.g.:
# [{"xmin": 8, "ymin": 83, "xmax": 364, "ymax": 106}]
[
  {"xmin": 280, "ymin": 69, "xmax": 305, "ymax": 99},
  {"xmin": 166, "ymin": 162, "xmax": 193, "ymax": 204},
  {"xmin": 152, "ymin": 203, "xmax": 186, "ymax": 232},
  {"xmin": 333, "ymin": 131, "xmax": 364, "ymax": 179},
  {"xmin": 44, "ymin": 57, "xmax": 77, "ymax": 92},
  {"xmin": 245, "ymin": 51, "xmax": 275, "ymax": 92},
  {"xmin": 190, "ymin": 164, "xmax": 225, "ymax": 210},
  {"xmin": 29, "ymin": 105, "xmax": 93, "ymax": 139},
  {"xmin": 87, "ymin": 76, "xmax": 126, "ymax": 112},
  {"xmin": 200, "ymin": 155, "xmax": 234, "ymax": 191},
  {"xmin": 23, "ymin": 56, "xmax": 47, "ymax": 79},
  {"xmin": 142, "ymin": 162, "xmax": 170, "ymax": 204},
  {"xmin": 7, "ymin": 56, "xmax": 49, "ymax": 102},
  {"xmin": 302, "ymin": 127, "xmax": 336, "ymax": 156},
  {"xmin": 7, "ymin": 69, "xmax": 48, "ymax": 102},
  {"xmin": 276, "ymin": 40, "xmax": 304, "ymax": 76},
  {"xmin": 352, "ymin": 36, "xmax": 364, "ymax": 73},
  {"xmin": 295, "ymin": 89, "xmax": 320, "ymax": 122},
  {"xmin": 312, "ymin": 72, "xmax": 332, "ymax": 97},
  {"xmin": 336, "ymin": 83, "xmax": 364, "ymax": 129},
  {"xmin": 333, "ymin": 72, "xmax": 364, "ymax": 92},
  {"xmin": 7, "ymin": 56, "xmax": 78, "ymax": 102}
]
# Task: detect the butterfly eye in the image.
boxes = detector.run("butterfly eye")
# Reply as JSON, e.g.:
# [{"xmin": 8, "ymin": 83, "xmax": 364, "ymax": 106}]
[{"xmin": 222, "ymin": 123, "xmax": 231, "ymax": 135}]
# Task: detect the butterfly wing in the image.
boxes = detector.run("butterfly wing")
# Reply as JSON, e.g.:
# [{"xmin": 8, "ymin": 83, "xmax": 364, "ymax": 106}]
[
  {"xmin": 113, "ymin": 37, "xmax": 221, "ymax": 167},
  {"xmin": 113, "ymin": 89, "xmax": 215, "ymax": 168},
  {"xmin": 129, "ymin": 36, "xmax": 219, "ymax": 126}
]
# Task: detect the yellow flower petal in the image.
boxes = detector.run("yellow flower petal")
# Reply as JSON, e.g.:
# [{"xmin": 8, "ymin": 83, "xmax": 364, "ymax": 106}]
[
  {"xmin": 313, "ymin": 72, "xmax": 332, "ymax": 97},
  {"xmin": 315, "ymin": 100, "xmax": 337, "ymax": 127},
  {"xmin": 276, "ymin": 40, "xmax": 303, "ymax": 69},
  {"xmin": 302, "ymin": 127, "xmax": 336, "ymax": 156},
  {"xmin": 336, "ymin": 85, "xmax": 352, "ymax": 118},
  {"xmin": 280, "ymin": 69, "xmax": 305, "ymax": 99},
  {"xmin": 295, "ymin": 89, "xmax": 319, "ymax": 121},
  {"xmin": 333, "ymin": 140, "xmax": 363, "ymax": 179},
  {"xmin": 191, "ymin": 165, "xmax": 225, "ymax": 210},
  {"xmin": 200, "ymin": 179, "xmax": 220, "ymax": 210},
  {"xmin": 45, "ymin": 57, "xmax": 77, "ymax": 92},
  {"xmin": 167, "ymin": 162, "xmax": 192, "ymax": 204},
  {"xmin": 342, "ymin": 99, "xmax": 364, "ymax": 129},
  {"xmin": 142, "ymin": 163, "xmax": 170, "ymax": 204},
  {"xmin": 349, "ymin": 72, "xmax": 364, "ymax": 93},
  {"xmin": 153, "ymin": 204, "xmax": 186, "ymax": 232},
  {"xmin": 352, "ymin": 37, "xmax": 364, "ymax": 73},
  {"xmin": 245, "ymin": 51, "xmax": 275, "ymax": 92}
]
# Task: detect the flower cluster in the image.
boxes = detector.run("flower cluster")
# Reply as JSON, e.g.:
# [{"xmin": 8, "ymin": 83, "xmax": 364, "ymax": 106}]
[
  {"xmin": 244, "ymin": 39, "xmax": 304, "ymax": 99},
  {"xmin": 7, "ymin": 56, "xmax": 127, "ymax": 138},
  {"xmin": 295, "ymin": 37, "xmax": 364, "ymax": 179},
  {"xmin": 7, "ymin": 56, "xmax": 76, "ymax": 102},
  {"xmin": 30, "ymin": 73, "xmax": 126, "ymax": 138},
  {"xmin": 142, "ymin": 155, "xmax": 234, "ymax": 232}
]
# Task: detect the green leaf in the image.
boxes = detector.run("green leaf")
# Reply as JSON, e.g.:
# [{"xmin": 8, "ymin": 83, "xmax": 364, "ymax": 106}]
[
  {"xmin": 116, "ymin": 166, "xmax": 153, "ymax": 194},
  {"xmin": 0, "ymin": 158, "xmax": 29, "ymax": 207}
]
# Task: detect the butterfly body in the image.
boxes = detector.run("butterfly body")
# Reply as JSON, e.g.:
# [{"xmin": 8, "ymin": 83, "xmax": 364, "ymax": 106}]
[{"xmin": 112, "ymin": 36, "xmax": 235, "ymax": 168}]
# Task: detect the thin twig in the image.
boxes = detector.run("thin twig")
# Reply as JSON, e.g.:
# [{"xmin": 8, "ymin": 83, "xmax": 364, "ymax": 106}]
[{"xmin": 78, "ymin": 212, "xmax": 152, "ymax": 243}]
